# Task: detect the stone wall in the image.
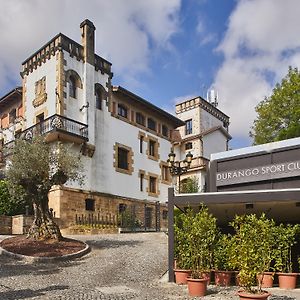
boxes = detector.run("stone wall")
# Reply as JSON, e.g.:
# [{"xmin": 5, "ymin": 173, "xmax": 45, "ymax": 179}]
[
  {"xmin": 49, "ymin": 186, "xmax": 168, "ymax": 231},
  {"xmin": 12, "ymin": 215, "xmax": 34, "ymax": 235},
  {"xmin": 0, "ymin": 215, "xmax": 12, "ymax": 234}
]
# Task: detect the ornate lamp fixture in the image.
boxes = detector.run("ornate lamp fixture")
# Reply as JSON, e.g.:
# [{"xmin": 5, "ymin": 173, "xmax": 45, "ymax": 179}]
[{"xmin": 167, "ymin": 150, "xmax": 193, "ymax": 193}]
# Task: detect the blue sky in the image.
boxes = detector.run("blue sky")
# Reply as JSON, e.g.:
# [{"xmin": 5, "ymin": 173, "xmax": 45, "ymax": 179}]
[{"xmin": 1, "ymin": 0, "xmax": 300, "ymax": 149}]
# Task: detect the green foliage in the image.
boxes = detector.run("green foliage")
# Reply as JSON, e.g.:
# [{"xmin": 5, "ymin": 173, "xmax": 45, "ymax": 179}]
[
  {"xmin": 273, "ymin": 223, "xmax": 300, "ymax": 273},
  {"xmin": 7, "ymin": 137, "xmax": 84, "ymax": 201},
  {"xmin": 250, "ymin": 66, "xmax": 300, "ymax": 144},
  {"xmin": 174, "ymin": 209, "xmax": 193, "ymax": 270},
  {"xmin": 230, "ymin": 214, "xmax": 277, "ymax": 293},
  {"xmin": 180, "ymin": 176, "xmax": 200, "ymax": 193},
  {"xmin": 118, "ymin": 210, "xmax": 142, "ymax": 229},
  {"xmin": 0, "ymin": 180, "xmax": 29, "ymax": 216},
  {"xmin": 5, "ymin": 136, "xmax": 84, "ymax": 239},
  {"xmin": 214, "ymin": 233, "xmax": 235, "ymax": 271}
]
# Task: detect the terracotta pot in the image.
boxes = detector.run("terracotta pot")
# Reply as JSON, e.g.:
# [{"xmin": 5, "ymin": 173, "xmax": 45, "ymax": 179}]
[
  {"xmin": 257, "ymin": 272, "xmax": 274, "ymax": 288},
  {"xmin": 187, "ymin": 277, "xmax": 208, "ymax": 297},
  {"xmin": 237, "ymin": 291, "xmax": 271, "ymax": 300},
  {"xmin": 235, "ymin": 271, "xmax": 241, "ymax": 286},
  {"xmin": 214, "ymin": 270, "xmax": 233, "ymax": 286},
  {"xmin": 278, "ymin": 272, "xmax": 298, "ymax": 289},
  {"xmin": 174, "ymin": 269, "xmax": 191, "ymax": 285},
  {"xmin": 201, "ymin": 271, "xmax": 211, "ymax": 285}
]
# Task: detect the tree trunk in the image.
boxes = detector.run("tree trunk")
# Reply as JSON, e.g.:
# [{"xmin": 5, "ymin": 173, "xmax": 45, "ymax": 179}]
[{"xmin": 27, "ymin": 194, "xmax": 62, "ymax": 240}]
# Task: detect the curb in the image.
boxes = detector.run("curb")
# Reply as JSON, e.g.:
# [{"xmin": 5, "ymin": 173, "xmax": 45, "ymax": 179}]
[{"xmin": 0, "ymin": 238, "xmax": 90, "ymax": 263}]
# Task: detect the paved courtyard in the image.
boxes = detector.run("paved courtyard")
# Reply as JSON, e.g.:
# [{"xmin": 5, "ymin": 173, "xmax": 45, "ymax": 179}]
[{"xmin": 0, "ymin": 233, "xmax": 300, "ymax": 299}]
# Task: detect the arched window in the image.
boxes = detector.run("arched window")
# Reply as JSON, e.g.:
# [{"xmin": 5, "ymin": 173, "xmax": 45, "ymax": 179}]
[
  {"xmin": 69, "ymin": 75, "xmax": 76, "ymax": 98},
  {"xmin": 95, "ymin": 89, "xmax": 102, "ymax": 110}
]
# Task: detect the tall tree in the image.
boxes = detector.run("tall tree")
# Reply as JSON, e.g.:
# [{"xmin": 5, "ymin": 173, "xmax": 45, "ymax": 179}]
[
  {"xmin": 250, "ymin": 67, "xmax": 300, "ymax": 145},
  {"xmin": 6, "ymin": 137, "xmax": 84, "ymax": 240}
]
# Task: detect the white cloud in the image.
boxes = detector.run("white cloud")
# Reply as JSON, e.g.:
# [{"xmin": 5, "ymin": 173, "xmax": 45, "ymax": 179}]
[
  {"xmin": 0, "ymin": 0, "xmax": 180, "ymax": 91},
  {"xmin": 214, "ymin": 0, "xmax": 300, "ymax": 143}
]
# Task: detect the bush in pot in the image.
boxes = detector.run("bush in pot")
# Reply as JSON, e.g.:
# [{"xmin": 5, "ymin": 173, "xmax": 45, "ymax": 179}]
[
  {"xmin": 174, "ymin": 209, "xmax": 193, "ymax": 284},
  {"xmin": 273, "ymin": 223, "xmax": 300, "ymax": 289},
  {"xmin": 186, "ymin": 205, "xmax": 218, "ymax": 297},
  {"xmin": 230, "ymin": 213, "xmax": 276, "ymax": 300},
  {"xmin": 213, "ymin": 233, "xmax": 235, "ymax": 286}
]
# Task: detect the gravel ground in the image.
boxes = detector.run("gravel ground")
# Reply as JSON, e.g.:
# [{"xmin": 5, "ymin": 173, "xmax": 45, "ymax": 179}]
[{"xmin": 0, "ymin": 233, "xmax": 299, "ymax": 300}]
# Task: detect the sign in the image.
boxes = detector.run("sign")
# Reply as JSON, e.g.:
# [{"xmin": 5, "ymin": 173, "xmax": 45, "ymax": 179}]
[{"xmin": 216, "ymin": 160, "xmax": 300, "ymax": 186}]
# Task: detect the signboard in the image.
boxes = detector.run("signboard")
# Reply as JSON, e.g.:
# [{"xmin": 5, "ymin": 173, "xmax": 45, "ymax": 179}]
[{"xmin": 216, "ymin": 160, "xmax": 300, "ymax": 186}]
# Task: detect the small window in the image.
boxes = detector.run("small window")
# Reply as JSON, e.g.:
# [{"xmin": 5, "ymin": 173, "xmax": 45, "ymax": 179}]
[
  {"xmin": 118, "ymin": 104, "xmax": 128, "ymax": 118},
  {"xmin": 96, "ymin": 89, "xmax": 102, "ymax": 110},
  {"xmin": 185, "ymin": 119, "xmax": 192, "ymax": 135},
  {"xmin": 69, "ymin": 76, "xmax": 77, "ymax": 98},
  {"xmin": 149, "ymin": 176, "xmax": 157, "ymax": 193},
  {"xmin": 119, "ymin": 203, "xmax": 127, "ymax": 213},
  {"xmin": 140, "ymin": 173, "xmax": 144, "ymax": 191},
  {"xmin": 85, "ymin": 198, "xmax": 95, "ymax": 211},
  {"xmin": 185, "ymin": 142, "xmax": 193, "ymax": 150},
  {"xmin": 139, "ymin": 136, "xmax": 143, "ymax": 153},
  {"xmin": 162, "ymin": 125, "xmax": 168, "ymax": 137},
  {"xmin": 136, "ymin": 112, "xmax": 145, "ymax": 126},
  {"xmin": 118, "ymin": 147, "xmax": 129, "ymax": 170},
  {"xmin": 9, "ymin": 109, "xmax": 17, "ymax": 124},
  {"xmin": 147, "ymin": 118, "xmax": 156, "ymax": 131},
  {"xmin": 162, "ymin": 165, "xmax": 169, "ymax": 182},
  {"xmin": 162, "ymin": 210, "xmax": 168, "ymax": 220},
  {"xmin": 149, "ymin": 140, "xmax": 156, "ymax": 157}
]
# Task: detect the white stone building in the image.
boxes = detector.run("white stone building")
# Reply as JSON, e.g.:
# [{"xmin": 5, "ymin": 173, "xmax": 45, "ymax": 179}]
[{"xmin": 0, "ymin": 20, "xmax": 230, "ymax": 230}]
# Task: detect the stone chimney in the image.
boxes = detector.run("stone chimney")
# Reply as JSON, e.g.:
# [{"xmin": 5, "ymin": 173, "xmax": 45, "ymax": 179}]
[{"xmin": 80, "ymin": 19, "xmax": 95, "ymax": 65}]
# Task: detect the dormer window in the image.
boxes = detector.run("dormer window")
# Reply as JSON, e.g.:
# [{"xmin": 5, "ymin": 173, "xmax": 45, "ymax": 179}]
[
  {"xmin": 162, "ymin": 125, "xmax": 168, "ymax": 137},
  {"xmin": 136, "ymin": 112, "xmax": 145, "ymax": 126},
  {"xmin": 9, "ymin": 109, "xmax": 17, "ymax": 124},
  {"xmin": 147, "ymin": 118, "xmax": 156, "ymax": 131},
  {"xmin": 69, "ymin": 76, "xmax": 77, "ymax": 98},
  {"xmin": 118, "ymin": 104, "xmax": 128, "ymax": 118}
]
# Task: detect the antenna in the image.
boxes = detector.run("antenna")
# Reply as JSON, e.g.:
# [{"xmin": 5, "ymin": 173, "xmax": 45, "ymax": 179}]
[{"xmin": 207, "ymin": 88, "xmax": 218, "ymax": 107}]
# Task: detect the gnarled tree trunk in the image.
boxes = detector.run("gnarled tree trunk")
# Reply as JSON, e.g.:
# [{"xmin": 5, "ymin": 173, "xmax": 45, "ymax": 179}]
[{"xmin": 27, "ymin": 193, "xmax": 62, "ymax": 240}]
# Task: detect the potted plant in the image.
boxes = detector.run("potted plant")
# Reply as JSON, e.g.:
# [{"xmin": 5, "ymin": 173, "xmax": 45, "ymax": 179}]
[
  {"xmin": 173, "ymin": 209, "xmax": 193, "ymax": 284},
  {"xmin": 213, "ymin": 233, "xmax": 235, "ymax": 286},
  {"xmin": 186, "ymin": 206, "xmax": 218, "ymax": 297},
  {"xmin": 230, "ymin": 214, "xmax": 275, "ymax": 300},
  {"xmin": 273, "ymin": 223, "xmax": 299, "ymax": 289}
]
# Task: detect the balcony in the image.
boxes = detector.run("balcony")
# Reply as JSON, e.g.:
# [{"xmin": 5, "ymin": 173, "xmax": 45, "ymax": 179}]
[
  {"xmin": 189, "ymin": 156, "xmax": 209, "ymax": 170},
  {"xmin": 16, "ymin": 114, "xmax": 88, "ymax": 144}
]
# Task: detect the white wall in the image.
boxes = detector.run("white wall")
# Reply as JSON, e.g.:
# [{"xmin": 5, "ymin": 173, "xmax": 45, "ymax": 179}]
[
  {"xmin": 203, "ymin": 130, "xmax": 227, "ymax": 159},
  {"xmin": 24, "ymin": 56, "xmax": 57, "ymax": 127},
  {"xmin": 200, "ymin": 109, "xmax": 223, "ymax": 132}
]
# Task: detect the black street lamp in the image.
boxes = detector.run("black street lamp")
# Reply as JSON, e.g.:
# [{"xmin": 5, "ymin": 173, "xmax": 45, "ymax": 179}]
[{"xmin": 167, "ymin": 150, "xmax": 193, "ymax": 193}]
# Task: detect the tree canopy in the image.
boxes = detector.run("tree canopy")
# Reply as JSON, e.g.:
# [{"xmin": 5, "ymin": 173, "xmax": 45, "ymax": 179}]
[
  {"xmin": 250, "ymin": 67, "xmax": 300, "ymax": 145},
  {"xmin": 0, "ymin": 180, "xmax": 29, "ymax": 216},
  {"xmin": 6, "ymin": 137, "xmax": 84, "ymax": 240}
]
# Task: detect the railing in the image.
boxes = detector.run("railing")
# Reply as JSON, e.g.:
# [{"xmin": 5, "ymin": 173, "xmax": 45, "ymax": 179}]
[
  {"xmin": 75, "ymin": 213, "xmax": 118, "ymax": 228},
  {"xmin": 16, "ymin": 114, "xmax": 88, "ymax": 141}
]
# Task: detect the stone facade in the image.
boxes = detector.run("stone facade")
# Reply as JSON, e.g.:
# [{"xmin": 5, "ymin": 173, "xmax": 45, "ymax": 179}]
[{"xmin": 48, "ymin": 186, "xmax": 168, "ymax": 231}]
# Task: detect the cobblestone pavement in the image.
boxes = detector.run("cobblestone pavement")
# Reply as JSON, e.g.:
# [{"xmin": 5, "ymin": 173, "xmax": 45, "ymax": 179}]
[{"xmin": 0, "ymin": 233, "xmax": 300, "ymax": 300}]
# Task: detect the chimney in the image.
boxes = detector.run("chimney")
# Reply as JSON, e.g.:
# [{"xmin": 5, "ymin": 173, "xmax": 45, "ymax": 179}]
[{"xmin": 80, "ymin": 19, "xmax": 95, "ymax": 65}]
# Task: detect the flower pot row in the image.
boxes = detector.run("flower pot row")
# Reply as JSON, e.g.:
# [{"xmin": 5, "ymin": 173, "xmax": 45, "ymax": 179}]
[
  {"xmin": 175, "ymin": 269, "xmax": 299, "ymax": 296},
  {"xmin": 258, "ymin": 272, "xmax": 299, "ymax": 289}
]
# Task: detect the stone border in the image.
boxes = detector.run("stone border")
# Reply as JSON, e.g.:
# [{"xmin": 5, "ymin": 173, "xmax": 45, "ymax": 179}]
[{"xmin": 0, "ymin": 238, "xmax": 90, "ymax": 263}]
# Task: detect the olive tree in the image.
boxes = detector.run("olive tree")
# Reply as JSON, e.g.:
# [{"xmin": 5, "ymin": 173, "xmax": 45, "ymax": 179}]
[{"xmin": 6, "ymin": 137, "xmax": 84, "ymax": 240}]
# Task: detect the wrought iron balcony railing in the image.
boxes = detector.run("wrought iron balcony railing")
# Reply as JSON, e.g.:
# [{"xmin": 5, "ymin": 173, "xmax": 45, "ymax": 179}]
[{"xmin": 16, "ymin": 114, "xmax": 88, "ymax": 141}]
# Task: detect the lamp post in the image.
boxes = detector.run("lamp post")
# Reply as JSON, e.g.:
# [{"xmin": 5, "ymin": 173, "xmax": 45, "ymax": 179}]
[{"xmin": 167, "ymin": 150, "xmax": 193, "ymax": 193}]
